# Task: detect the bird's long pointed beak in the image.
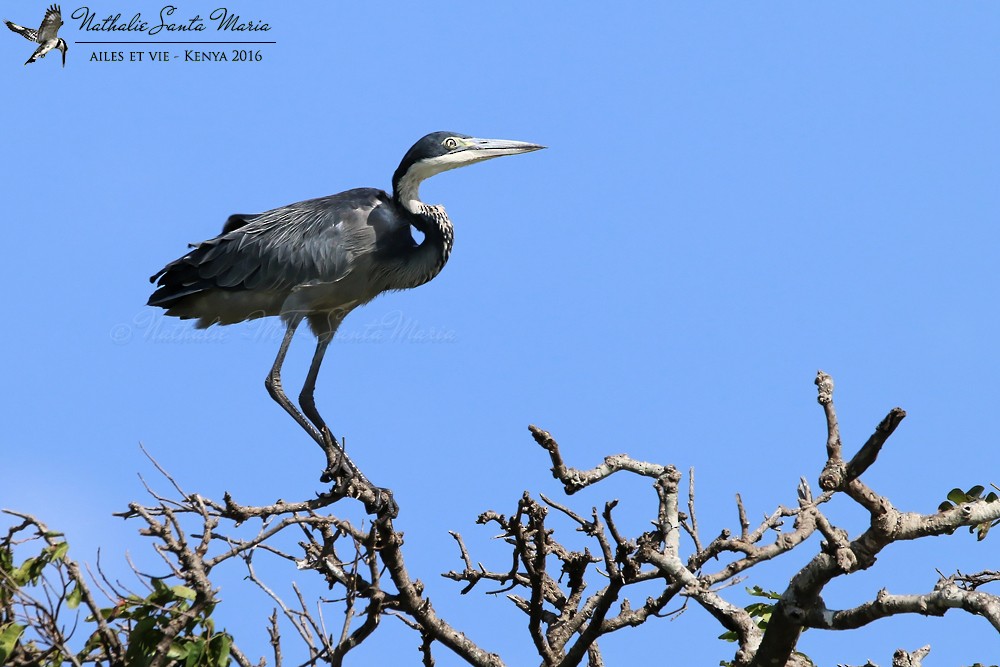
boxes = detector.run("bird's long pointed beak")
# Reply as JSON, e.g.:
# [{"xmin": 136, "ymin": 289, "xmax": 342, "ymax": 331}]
[{"xmin": 460, "ymin": 137, "xmax": 546, "ymax": 159}]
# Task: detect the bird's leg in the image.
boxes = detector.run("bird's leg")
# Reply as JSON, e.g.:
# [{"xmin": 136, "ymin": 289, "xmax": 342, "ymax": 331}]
[
  {"xmin": 297, "ymin": 331, "xmax": 347, "ymax": 479},
  {"xmin": 266, "ymin": 318, "xmax": 393, "ymax": 515},
  {"xmin": 297, "ymin": 325, "xmax": 395, "ymax": 515},
  {"xmin": 298, "ymin": 330, "xmax": 331, "ymax": 437},
  {"xmin": 296, "ymin": 322, "xmax": 367, "ymax": 483},
  {"xmin": 265, "ymin": 315, "xmax": 324, "ymax": 447}
]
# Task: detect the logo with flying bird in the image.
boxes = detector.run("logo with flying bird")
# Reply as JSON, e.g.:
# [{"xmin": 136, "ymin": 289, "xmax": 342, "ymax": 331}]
[{"xmin": 4, "ymin": 4, "xmax": 68, "ymax": 67}]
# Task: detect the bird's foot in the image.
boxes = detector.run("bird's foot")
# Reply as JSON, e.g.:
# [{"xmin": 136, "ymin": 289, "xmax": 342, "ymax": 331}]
[
  {"xmin": 360, "ymin": 486, "xmax": 398, "ymax": 519},
  {"xmin": 318, "ymin": 427, "xmax": 348, "ymax": 483},
  {"xmin": 316, "ymin": 428, "xmax": 397, "ymax": 518},
  {"xmin": 321, "ymin": 471, "xmax": 398, "ymax": 519},
  {"xmin": 320, "ymin": 464, "xmax": 351, "ymax": 484}
]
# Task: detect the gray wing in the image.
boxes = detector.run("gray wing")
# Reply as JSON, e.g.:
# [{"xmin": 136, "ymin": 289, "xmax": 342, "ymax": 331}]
[
  {"xmin": 149, "ymin": 189, "xmax": 390, "ymax": 305},
  {"xmin": 221, "ymin": 213, "xmax": 260, "ymax": 234},
  {"xmin": 37, "ymin": 5, "xmax": 62, "ymax": 41},
  {"xmin": 5, "ymin": 21, "xmax": 37, "ymax": 42}
]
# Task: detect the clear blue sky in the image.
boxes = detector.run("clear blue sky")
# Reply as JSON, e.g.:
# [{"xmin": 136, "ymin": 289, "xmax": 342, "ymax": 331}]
[{"xmin": 3, "ymin": 2, "xmax": 999, "ymax": 664}]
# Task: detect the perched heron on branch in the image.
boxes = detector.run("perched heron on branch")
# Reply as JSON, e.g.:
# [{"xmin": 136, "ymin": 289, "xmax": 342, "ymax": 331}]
[{"xmin": 148, "ymin": 131, "xmax": 543, "ymax": 483}]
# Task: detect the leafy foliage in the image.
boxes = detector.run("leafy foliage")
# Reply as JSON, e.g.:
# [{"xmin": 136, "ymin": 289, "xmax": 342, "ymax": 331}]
[
  {"xmin": 938, "ymin": 484, "xmax": 1000, "ymax": 540},
  {"xmin": 104, "ymin": 579, "xmax": 231, "ymax": 667},
  {"xmin": 719, "ymin": 586, "xmax": 783, "ymax": 642},
  {"xmin": 1, "ymin": 527, "xmax": 233, "ymax": 667}
]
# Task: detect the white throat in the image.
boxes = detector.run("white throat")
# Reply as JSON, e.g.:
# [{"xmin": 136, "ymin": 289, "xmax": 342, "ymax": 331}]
[{"xmin": 396, "ymin": 152, "xmax": 483, "ymax": 214}]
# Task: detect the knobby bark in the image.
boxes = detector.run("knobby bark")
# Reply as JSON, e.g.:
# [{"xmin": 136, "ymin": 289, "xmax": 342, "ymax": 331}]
[{"xmin": 2, "ymin": 373, "xmax": 998, "ymax": 666}]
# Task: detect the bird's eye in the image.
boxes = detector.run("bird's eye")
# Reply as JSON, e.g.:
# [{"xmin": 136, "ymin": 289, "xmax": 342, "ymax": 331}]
[{"xmin": 443, "ymin": 137, "xmax": 459, "ymax": 149}]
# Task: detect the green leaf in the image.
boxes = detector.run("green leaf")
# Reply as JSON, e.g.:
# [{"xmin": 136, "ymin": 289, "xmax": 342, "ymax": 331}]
[
  {"xmin": 67, "ymin": 584, "xmax": 83, "ymax": 610},
  {"xmin": 938, "ymin": 501, "xmax": 954, "ymax": 512},
  {"xmin": 0, "ymin": 623, "xmax": 26, "ymax": 663},
  {"xmin": 184, "ymin": 638, "xmax": 206, "ymax": 667},
  {"xmin": 987, "ymin": 492, "xmax": 999, "ymax": 503},
  {"xmin": 745, "ymin": 585, "xmax": 781, "ymax": 600},
  {"xmin": 948, "ymin": 488, "xmax": 968, "ymax": 504},
  {"xmin": 90, "ymin": 606, "xmax": 118, "ymax": 622},
  {"xmin": 0, "ymin": 547, "xmax": 14, "ymax": 573},
  {"xmin": 167, "ymin": 641, "xmax": 190, "ymax": 660},
  {"xmin": 126, "ymin": 618, "xmax": 161, "ymax": 667},
  {"xmin": 11, "ymin": 557, "xmax": 36, "ymax": 586},
  {"xmin": 171, "ymin": 585, "xmax": 197, "ymax": 601},
  {"xmin": 977, "ymin": 521, "xmax": 992, "ymax": 541},
  {"xmin": 209, "ymin": 633, "xmax": 232, "ymax": 667},
  {"xmin": 968, "ymin": 485, "xmax": 985, "ymax": 499},
  {"xmin": 51, "ymin": 542, "xmax": 69, "ymax": 562}
]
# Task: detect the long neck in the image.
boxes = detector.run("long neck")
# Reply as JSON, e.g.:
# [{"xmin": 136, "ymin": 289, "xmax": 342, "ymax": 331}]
[
  {"xmin": 392, "ymin": 203, "xmax": 454, "ymax": 290},
  {"xmin": 390, "ymin": 156, "xmax": 458, "ymax": 289},
  {"xmin": 393, "ymin": 162, "xmax": 434, "ymax": 216}
]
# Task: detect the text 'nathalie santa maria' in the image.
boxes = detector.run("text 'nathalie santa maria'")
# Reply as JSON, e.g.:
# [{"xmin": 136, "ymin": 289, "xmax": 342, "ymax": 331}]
[{"xmin": 72, "ymin": 5, "xmax": 270, "ymax": 36}]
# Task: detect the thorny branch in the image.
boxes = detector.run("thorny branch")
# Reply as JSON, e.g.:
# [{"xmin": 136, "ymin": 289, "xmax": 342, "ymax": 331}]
[{"xmin": 2, "ymin": 372, "xmax": 999, "ymax": 666}]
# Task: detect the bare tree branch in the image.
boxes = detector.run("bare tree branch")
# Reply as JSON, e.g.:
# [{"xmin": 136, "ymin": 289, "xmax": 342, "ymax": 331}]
[{"xmin": 5, "ymin": 372, "xmax": 997, "ymax": 667}]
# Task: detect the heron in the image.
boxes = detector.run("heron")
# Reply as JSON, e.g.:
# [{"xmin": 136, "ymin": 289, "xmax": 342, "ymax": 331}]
[
  {"xmin": 4, "ymin": 4, "xmax": 68, "ymax": 67},
  {"xmin": 148, "ymin": 131, "xmax": 544, "ymax": 485}
]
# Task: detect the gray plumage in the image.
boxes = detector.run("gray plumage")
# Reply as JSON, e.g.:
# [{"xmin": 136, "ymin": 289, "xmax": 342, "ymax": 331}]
[
  {"xmin": 148, "ymin": 132, "xmax": 543, "ymax": 482},
  {"xmin": 149, "ymin": 189, "xmax": 450, "ymax": 335}
]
